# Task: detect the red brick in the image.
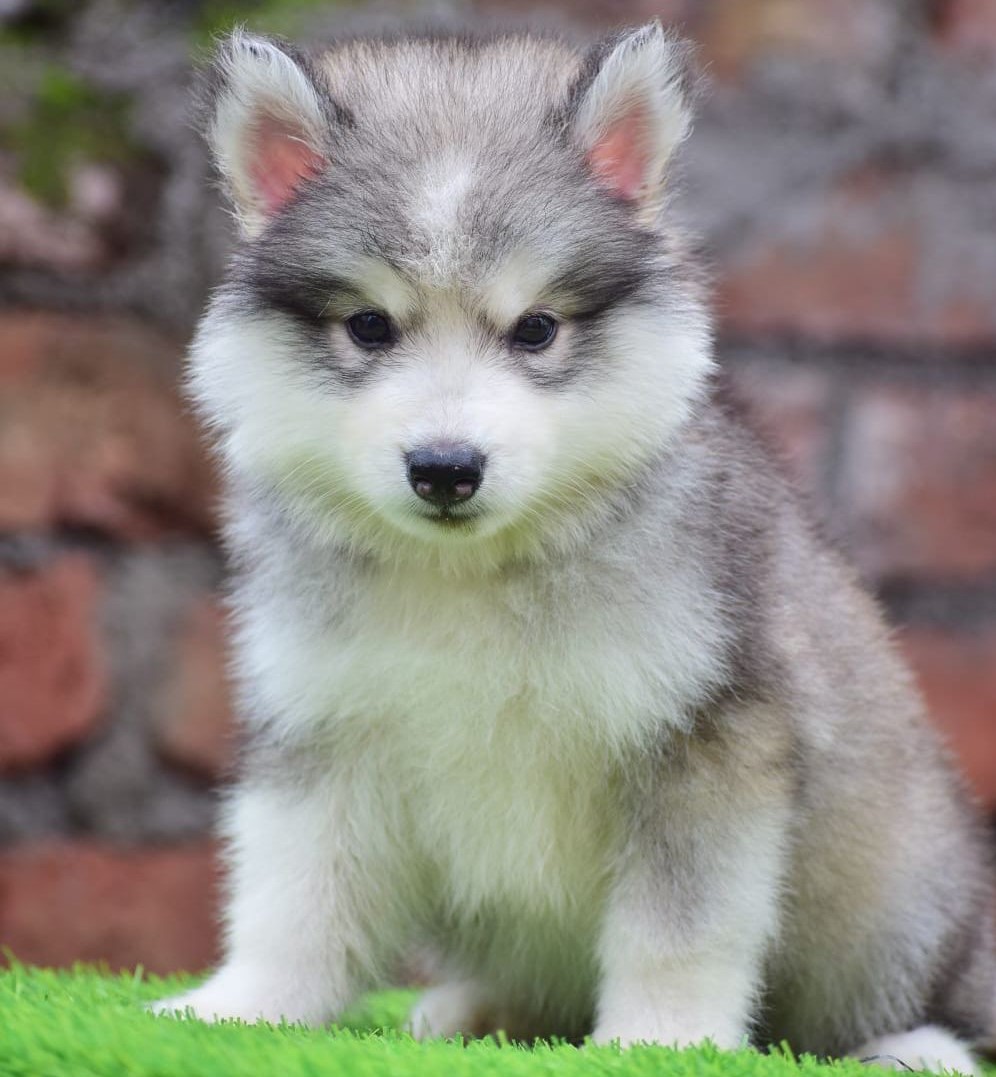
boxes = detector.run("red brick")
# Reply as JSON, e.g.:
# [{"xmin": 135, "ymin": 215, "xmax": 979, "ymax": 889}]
[
  {"xmin": 935, "ymin": 0, "xmax": 996, "ymax": 57},
  {"xmin": 838, "ymin": 387, "xmax": 996, "ymax": 579},
  {"xmin": 0, "ymin": 312, "xmax": 218, "ymax": 538},
  {"xmin": 900, "ymin": 627, "xmax": 996, "ymax": 810},
  {"xmin": 0, "ymin": 841, "xmax": 220, "ymax": 974},
  {"xmin": 715, "ymin": 168, "xmax": 996, "ymax": 347},
  {"xmin": 0, "ymin": 555, "xmax": 107, "ymax": 771},
  {"xmin": 155, "ymin": 600, "xmax": 237, "ymax": 780},
  {"xmin": 726, "ymin": 362, "xmax": 833, "ymax": 499},
  {"xmin": 691, "ymin": 0, "xmax": 898, "ymax": 80}
]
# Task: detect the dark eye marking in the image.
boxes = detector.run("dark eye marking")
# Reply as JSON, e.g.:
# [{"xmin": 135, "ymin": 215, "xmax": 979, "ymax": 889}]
[
  {"xmin": 346, "ymin": 310, "xmax": 394, "ymax": 348},
  {"xmin": 511, "ymin": 312, "xmax": 558, "ymax": 351}
]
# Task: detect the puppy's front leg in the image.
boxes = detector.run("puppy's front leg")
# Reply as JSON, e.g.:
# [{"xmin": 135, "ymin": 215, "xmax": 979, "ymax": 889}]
[
  {"xmin": 152, "ymin": 777, "xmax": 372, "ymax": 1026},
  {"xmin": 593, "ymin": 717, "xmax": 793, "ymax": 1050}
]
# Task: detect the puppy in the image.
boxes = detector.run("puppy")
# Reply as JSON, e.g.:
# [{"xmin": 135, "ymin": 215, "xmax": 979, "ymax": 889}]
[{"xmin": 153, "ymin": 22, "xmax": 995, "ymax": 1073}]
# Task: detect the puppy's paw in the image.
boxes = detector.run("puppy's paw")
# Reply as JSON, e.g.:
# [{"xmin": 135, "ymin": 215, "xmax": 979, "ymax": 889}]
[
  {"xmin": 591, "ymin": 1013, "xmax": 745, "ymax": 1051},
  {"xmin": 853, "ymin": 1026, "xmax": 980, "ymax": 1076},
  {"xmin": 406, "ymin": 980, "xmax": 492, "ymax": 1040},
  {"xmin": 148, "ymin": 968, "xmax": 326, "ymax": 1026},
  {"xmin": 148, "ymin": 982, "xmax": 274, "ymax": 1024}
]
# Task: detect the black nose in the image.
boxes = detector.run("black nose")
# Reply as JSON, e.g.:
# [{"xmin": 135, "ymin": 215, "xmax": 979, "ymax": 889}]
[{"xmin": 406, "ymin": 447, "xmax": 485, "ymax": 507}]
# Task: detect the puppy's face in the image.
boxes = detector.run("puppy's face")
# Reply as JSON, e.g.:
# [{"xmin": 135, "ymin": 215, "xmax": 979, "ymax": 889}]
[{"xmin": 193, "ymin": 28, "xmax": 711, "ymax": 564}]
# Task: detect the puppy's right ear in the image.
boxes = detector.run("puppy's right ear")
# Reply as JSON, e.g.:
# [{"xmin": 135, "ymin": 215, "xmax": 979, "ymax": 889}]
[
  {"xmin": 203, "ymin": 30, "xmax": 333, "ymax": 237},
  {"xmin": 567, "ymin": 22, "xmax": 692, "ymax": 225}
]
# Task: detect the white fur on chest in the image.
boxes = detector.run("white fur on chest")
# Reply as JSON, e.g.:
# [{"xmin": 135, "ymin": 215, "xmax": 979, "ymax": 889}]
[{"xmin": 239, "ymin": 553, "xmax": 722, "ymax": 915}]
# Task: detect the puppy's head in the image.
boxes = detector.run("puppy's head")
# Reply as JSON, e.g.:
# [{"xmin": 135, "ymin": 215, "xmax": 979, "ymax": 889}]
[{"xmin": 193, "ymin": 25, "xmax": 712, "ymax": 567}]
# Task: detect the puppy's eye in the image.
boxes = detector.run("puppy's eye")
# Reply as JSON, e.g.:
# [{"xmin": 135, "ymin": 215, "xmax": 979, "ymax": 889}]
[
  {"xmin": 511, "ymin": 312, "xmax": 558, "ymax": 351},
  {"xmin": 346, "ymin": 310, "xmax": 394, "ymax": 348}
]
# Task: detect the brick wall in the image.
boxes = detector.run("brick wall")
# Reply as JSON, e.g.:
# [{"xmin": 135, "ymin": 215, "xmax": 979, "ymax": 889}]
[{"xmin": 1, "ymin": 0, "xmax": 994, "ymax": 974}]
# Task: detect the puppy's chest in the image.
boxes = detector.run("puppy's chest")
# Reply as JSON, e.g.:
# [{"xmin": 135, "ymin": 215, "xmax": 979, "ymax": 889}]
[
  {"xmin": 305, "ymin": 565, "xmax": 702, "ymax": 746},
  {"xmin": 398, "ymin": 704, "xmax": 622, "ymax": 916},
  {"xmin": 259, "ymin": 564, "xmax": 713, "ymax": 910},
  {"xmin": 293, "ymin": 572, "xmax": 650, "ymax": 909}
]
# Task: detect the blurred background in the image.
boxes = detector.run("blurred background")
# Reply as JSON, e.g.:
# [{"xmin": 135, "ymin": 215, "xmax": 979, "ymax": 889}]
[{"xmin": 1, "ymin": 0, "xmax": 995, "ymax": 976}]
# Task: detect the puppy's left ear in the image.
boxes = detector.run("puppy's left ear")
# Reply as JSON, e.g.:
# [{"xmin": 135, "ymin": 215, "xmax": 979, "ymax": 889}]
[
  {"xmin": 568, "ymin": 22, "xmax": 692, "ymax": 222},
  {"xmin": 202, "ymin": 30, "xmax": 336, "ymax": 237}
]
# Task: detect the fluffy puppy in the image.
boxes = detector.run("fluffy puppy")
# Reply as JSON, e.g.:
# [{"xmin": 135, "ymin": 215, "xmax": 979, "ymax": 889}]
[{"xmin": 153, "ymin": 22, "xmax": 995, "ymax": 1074}]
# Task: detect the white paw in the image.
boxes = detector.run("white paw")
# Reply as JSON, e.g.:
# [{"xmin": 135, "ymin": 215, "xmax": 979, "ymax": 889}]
[
  {"xmin": 591, "ymin": 1013, "xmax": 746, "ymax": 1050},
  {"xmin": 406, "ymin": 981, "xmax": 490, "ymax": 1040},
  {"xmin": 148, "ymin": 968, "xmax": 327, "ymax": 1026},
  {"xmin": 148, "ymin": 982, "xmax": 279, "ymax": 1025},
  {"xmin": 853, "ymin": 1026, "xmax": 980, "ymax": 1076}
]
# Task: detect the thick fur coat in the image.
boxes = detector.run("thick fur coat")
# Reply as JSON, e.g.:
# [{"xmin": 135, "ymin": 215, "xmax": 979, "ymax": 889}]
[{"xmin": 153, "ymin": 22, "xmax": 996, "ymax": 1073}]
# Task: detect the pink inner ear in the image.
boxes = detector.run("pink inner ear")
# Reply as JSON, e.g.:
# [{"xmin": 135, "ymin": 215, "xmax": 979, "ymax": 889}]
[
  {"xmin": 249, "ymin": 114, "xmax": 325, "ymax": 217},
  {"xmin": 587, "ymin": 105, "xmax": 651, "ymax": 202}
]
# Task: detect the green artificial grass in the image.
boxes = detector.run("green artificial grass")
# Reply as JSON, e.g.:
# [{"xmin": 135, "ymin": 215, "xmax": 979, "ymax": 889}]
[{"xmin": 0, "ymin": 962, "xmax": 953, "ymax": 1077}]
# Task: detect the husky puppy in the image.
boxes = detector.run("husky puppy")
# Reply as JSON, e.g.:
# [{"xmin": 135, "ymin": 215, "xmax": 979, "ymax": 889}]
[{"xmin": 153, "ymin": 21, "xmax": 995, "ymax": 1072}]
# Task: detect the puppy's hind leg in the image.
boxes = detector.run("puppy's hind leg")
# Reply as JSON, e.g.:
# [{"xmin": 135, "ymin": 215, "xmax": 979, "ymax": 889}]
[{"xmin": 852, "ymin": 1026, "xmax": 980, "ymax": 1076}]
